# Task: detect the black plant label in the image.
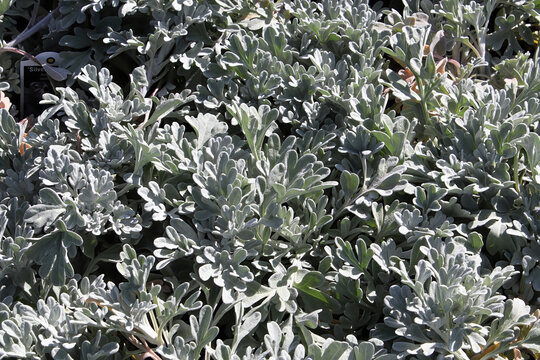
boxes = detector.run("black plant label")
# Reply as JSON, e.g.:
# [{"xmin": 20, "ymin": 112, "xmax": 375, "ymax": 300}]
[{"xmin": 20, "ymin": 52, "xmax": 59, "ymax": 119}]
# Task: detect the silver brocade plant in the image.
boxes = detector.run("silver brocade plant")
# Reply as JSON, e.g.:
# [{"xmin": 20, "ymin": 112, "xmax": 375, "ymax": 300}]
[{"xmin": 1, "ymin": 0, "xmax": 540, "ymax": 359}]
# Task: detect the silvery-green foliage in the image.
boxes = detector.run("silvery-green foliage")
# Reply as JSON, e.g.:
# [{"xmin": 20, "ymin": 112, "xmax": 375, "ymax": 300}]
[
  {"xmin": 0, "ymin": 198, "xmax": 33, "ymax": 277},
  {"xmin": 79, "ymin": 331, "xmax": 119, "ymax": 360},
  {"xmin": 25, "ymin": 220, "xmax": 82, "ymax": 286},
  {"xmin": 0, "ymin": 110, "xmax": 35, "ymax": 199},
  {"xmin": 0, "ymin": 296, "xmax": 91, "ymax": 360},
  {"xmin": 376, "ymin": 238, "xmax": 517, "ymax": 359},
  {"xmin": 402, "ymin": 0, "xmax": 537, "ymax": 62},
  {"xmin": 157, "ymin": 305, "xmax": 219, "ymax": 359},
  {"xmin": 62, "ymin": 245, "xmax": 203, "ymax": 348},
  {"xmin": 0, "ymin": 301, "xmax": 40, "ymax": 359},
  {"xmin": 197, "ymin": 247, "xmax": 254, "ymax": 303},
  {"xmin": 25, "ymin": 145, "xmax": 141, "ymax": 240},
  {"xmin": 1, "ymin": 0, "xmax": 540, "ymax": 358},
  {"xmin": 0, "ymin": 57, "xmax": 17, "ymax": 92}
]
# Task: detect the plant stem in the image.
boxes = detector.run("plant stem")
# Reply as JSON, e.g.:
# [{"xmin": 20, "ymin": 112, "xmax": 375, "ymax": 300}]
[
  {"xmin": 7, "ymin": 7, "xmax": 59, "ymax": 47},
  {"xmin": 0, "ymin": 46, "xmax": 44, "ymax": 66},
  {"xmin": 148, "ymin": 311, "xmax": 161, "ymax": 345},
  {"xmin": 414, "ymin": 75, "xmax": 432, "ymax": 129},
  {"xmin": 211, "ymin": 301, "xmax": 234, "ymax": 326},
  {"xmin": 514, "ymin": 151, "xmax": 521, "ymax": 194}
]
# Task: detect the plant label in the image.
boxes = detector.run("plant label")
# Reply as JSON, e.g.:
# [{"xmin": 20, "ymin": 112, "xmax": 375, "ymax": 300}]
[{"xmin": 20, "ymin": 51, "xmax": 61, "ymax": 118}]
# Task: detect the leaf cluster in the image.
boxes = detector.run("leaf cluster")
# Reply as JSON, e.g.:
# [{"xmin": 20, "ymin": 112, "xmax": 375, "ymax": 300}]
[{"xmin": 1, "ymin": 0, "xmax": 540, "ymax": 359}]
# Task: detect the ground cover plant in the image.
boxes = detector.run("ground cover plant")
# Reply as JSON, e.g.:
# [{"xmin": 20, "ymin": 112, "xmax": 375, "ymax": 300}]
[{"xmin": 1, "ymin": 0, "xmax": 540, "ymax": 358}]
